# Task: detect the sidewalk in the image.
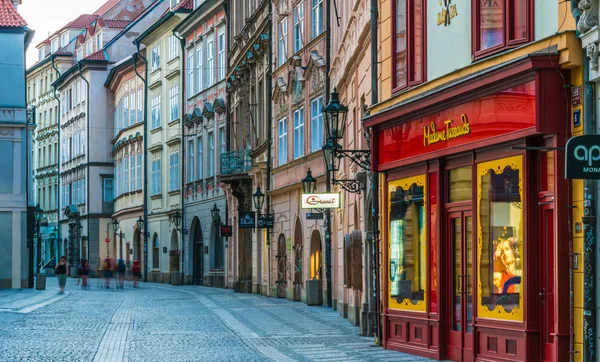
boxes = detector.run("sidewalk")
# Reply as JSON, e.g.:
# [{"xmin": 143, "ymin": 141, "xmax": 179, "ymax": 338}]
[{"xmin": 0, "ymin": 276, "xmax": 68, "ymax": 314}]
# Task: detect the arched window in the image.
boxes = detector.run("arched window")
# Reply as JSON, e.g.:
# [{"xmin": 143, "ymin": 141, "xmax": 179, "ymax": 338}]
[{"xmin": 152, "ymin": 234, "xmax": 160, "ymax": 269}]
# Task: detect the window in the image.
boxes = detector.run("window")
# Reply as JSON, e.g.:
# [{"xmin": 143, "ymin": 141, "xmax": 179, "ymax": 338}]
[
  {"xmin": 196, "ymin": 47, "xmax": 203, "ymax": 92},
  {"xmin": 169, "ymin": 35, "xmax": 179, "ymax": 60},
  {"xmin": 475, "ymin": 0, "xmax": 531, "ymax": 56},
  {"xmin": 51, "ymin": 39, "xmax": 58, "ymax": 52},
  {"xmin": 197, "ymin": 136, "xmax": 203, "ymax": 180},
  {"xmin": 477, "ymin": 156, "xmax": 523, "ymax": 321},
  {"xmin": 152, "ymin": 234, "xmax": 159, "ymax": 269},
  {"xmin": 187, "ymin": 139, "xmax": 194, "ymax": 183},
  {"xmin": 294, "ymin": 2, "xmax": 304, "ymax": 53},
  {"xmin": 151, "ymin": 156, "xmax": 161, "ymax": 195},
  {"xmin": 137, "ymin": 89, "xmax": 143, "ymax": 123},
  {"xmin": 130, "ymin": 155, "xmax": 135, "ymax": 191},
  {"xmin": 311, "ymin": 0, "xmax": 323, "ymax": 39},
  {"xmin": 123, "ymin": 95, "xmax": 129, "ymax": 128},
  {"xmin": 74, "ymin": 82, "xmax": 79, "ymax": 105},
  {"xmin": 218, "ymin": 32, "xmax": 225, "ymax": 80},
  {"xmin": 151, "ymin": 45, "xmax": 160, "ymax": 71},
  {"xmin": 96, "ymin": 33, "xmax": 102, "ymax": 49},
  {"xmin": 388, "ymin": 175, "xmax": 426, "ymax": 311},
  {"xmin": 218, "ymin": 127, "xmax": 226, "ymax": 155},
  {"xmin": 169, "ymin": 85, "xmax": 179, "ymax": 121},
  {"xmin": 293, "ymin": 108, "xmax": 304, "ymax": 159},
  {"xmin": 137, "ymin": 153, "xmax": 142, "ymax": 190},
  {"xmin": 123, "ymin": 157, "xmax": 129, "ymax": 193},
  {"xmin": 278, "ymin": 118, "xmax": 288, "ymax": 166},
  {"xmin": 207, "ymin": 39, "xmax": 215, "ymax": 86},
  {"xmin": 187, "ymin": 53, "xmax": 195, "ymax": 96},
  {"xmin": 207, "ymin": 132, "xmax": 214, "ymax": 177},
  {"xmin": 278, "ymin": 18, "xmax": 288, "ymax": 66},
  {"xmin": 393, "ymin": 0, "xmax": 425, "ymax": 91},
  {"xmin": 171, "ymin": 0, "xmax": 180, "ymax": 8},
  {"xmin": 39, "ymin": 48, "xmax": 44, "ymax": 60},
  {"xmin": 86, "ymin": 41, "xmax": 92, "ymax": 56},
  {"xmin": 169, "ymin": 151, "xmax": 179, "ymax": 191},
  {"xmin": 61, "ymin": 33, "xmax": 68, "ymax": 47},
  {"xmin": 130, "ymin": 91, "xmax": 136, "ymax": 125},
  {"xmin": 151, "ymin": 95, "xmax": 161, "ymax": 129}
]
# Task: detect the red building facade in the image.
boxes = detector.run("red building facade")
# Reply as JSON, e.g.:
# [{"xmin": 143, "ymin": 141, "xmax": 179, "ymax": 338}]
[{"xmin": 365, "ymin": 56, "xmax": 571, "ymax": 362}]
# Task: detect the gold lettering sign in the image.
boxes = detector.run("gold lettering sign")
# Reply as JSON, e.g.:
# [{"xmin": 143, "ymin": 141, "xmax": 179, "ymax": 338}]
[
  {"xmin": 423, "ymin": 114, "xmax": 471, "ymax": 147},
  {"xmin": 437, "ymin": 0, "xmax": 458, "ymax": 27}
]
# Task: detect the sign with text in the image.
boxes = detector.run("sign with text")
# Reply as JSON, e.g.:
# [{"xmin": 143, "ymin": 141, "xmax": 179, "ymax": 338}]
[
  {"xmin": 238, "ymin": 211, "xmax": 256, "ymax": 229},
  {"xmin": 306, "ymin": 212, "xmax": 324, "ymax": 220},
  {"xmin": 220, "ymin": 225, "xmax": 233, "ymax": 237},
  {"xmin": 301, "ymin": 193, "xmax": 341, "ymax": 209},
  {"xmin": 566, "ymin": 135, "xmax": 600, "ymax": 179},
  {"xmin": 257, "ymin": 215, "xmax": 274, "ymax": 229}
]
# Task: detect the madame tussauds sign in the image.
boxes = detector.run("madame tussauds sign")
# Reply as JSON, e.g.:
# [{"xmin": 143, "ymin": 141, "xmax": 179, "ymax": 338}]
[
  {"xmin": 566, "ymin": 135, "xmax": 600, "ymax": 179},
  {"xmin": 423, "ymin": 114, "xmax": 471, "ymax": 147}
]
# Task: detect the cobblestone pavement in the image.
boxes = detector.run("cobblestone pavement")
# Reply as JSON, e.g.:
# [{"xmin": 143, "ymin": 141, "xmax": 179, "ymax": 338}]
[{"xmin": 0, "ymin": 278, "xmax": 434, "ymax": 362}]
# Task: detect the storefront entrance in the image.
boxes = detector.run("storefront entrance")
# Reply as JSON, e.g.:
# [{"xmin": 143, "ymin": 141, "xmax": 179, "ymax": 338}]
[{"xmin": 447, "ymin": 210, "xmax": 473, "ymax": 362}]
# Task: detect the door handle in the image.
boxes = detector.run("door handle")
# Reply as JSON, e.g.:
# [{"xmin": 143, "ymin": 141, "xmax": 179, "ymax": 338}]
[{"xmin": 539, "ymin": 288, "xmax": 545, "ymax": 304}]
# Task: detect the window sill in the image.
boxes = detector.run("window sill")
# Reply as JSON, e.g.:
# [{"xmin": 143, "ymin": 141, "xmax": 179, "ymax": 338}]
[
  {"xmin": 166, "ymin": 56, "xmax": 179, "ymax": 67},
  {"xmin": 151, "ymin": 194, "xmax": 162, "ymax": 200},
  {"xmin": 150, "ymin": 126, "xmax": 162, "ymax": 134},
  {"xmin": 168, "ymin": 189, "xmax": 180, "ymax": 196},
  {"xmin": 150, "ymin": 68, "xmax": 161, "ymax": 76},
  {"xmin": 168, "ymin": 118, "xmax": 180, "ymax": 127}
]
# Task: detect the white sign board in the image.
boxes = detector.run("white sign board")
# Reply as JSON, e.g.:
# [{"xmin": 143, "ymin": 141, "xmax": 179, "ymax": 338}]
[{"xmin": 301, "ymin": 193, "xmax": 341, "ymax": 209}]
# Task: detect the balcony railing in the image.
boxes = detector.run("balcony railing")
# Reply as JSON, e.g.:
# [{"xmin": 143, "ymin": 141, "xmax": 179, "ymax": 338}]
[{"xmin": 220, "ymin": 149, "xmax": 252, "ymax": 176}]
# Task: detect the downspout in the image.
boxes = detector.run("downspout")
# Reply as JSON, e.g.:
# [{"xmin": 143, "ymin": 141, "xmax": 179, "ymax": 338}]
[
  {"xmin": 324, "ymin": 0, "xmax": 333, "ymax": 308},
  {"xmin": 77, "ymin": 62, "xmax": 90, "ymax": 267},
  {"xmin": 267, "ymin": 0, "xmax": 273, "ymax": 292},
  {"xmin": 134, "ymin": 41, "xmax": 149, "ymax": 282},
  {"xmin": 583, "ymin": 46, "xmax": 597, "ymax": 362},
  {"xmin": 224, "ymin": 0, "xmax": 231, "ymax": 289},
  {"xmin": 173, "ymin": 31, "xmax": 186, "ymax": 285},
  {"xmin": 132, "ymin": 46, "xmax": 148, "ymax": 282},
  {"xmin": 369, "ymin": 0, "xmax": 380, "ymax": 343},
  {"xmin": 51, "ymin": 55, "xmax": 61, "ymax": 271},
  {"xmin": 25, "ymin": 47, "xmax": 32, "ymax": 289}
]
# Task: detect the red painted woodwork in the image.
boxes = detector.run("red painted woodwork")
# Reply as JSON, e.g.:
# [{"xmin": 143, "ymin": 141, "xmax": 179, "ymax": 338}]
[{"xmin": 378, "ymin": 80, "xmax": 536, "ymax": 166}]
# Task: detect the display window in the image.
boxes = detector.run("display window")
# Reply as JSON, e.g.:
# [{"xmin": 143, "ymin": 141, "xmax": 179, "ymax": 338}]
[
  {"xmin": 388, "ymin": 174, "xmax": 427, "ymax": 312},
  {"xmin": 477, "ymin": 155, "xmax": 524, "ymax": 321}
]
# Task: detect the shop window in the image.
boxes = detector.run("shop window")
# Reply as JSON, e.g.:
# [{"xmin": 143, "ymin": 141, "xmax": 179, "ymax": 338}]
[
  {"xmin": 477, "ymin": 155, "xmax": 524, "ymax": 321},
  {"xmin": 388, "ymin": 175, "xmax": 426, "ymax": 311},
  {"xmin": 474, "ymin": 0, "xmax": 532, "ymax": 58},
  {"xmin": 429, "ymin": 172, "xmax": 437, "ymax": 313},
  {"xmin": 448, "ymin": 166, "xmax": 472, "ymax": 202}
]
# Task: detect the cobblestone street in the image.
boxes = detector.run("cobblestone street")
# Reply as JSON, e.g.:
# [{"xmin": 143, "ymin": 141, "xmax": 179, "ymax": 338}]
[{"xmin": 0, "ymin": 278, "xmax": 433, "ymax": 362}]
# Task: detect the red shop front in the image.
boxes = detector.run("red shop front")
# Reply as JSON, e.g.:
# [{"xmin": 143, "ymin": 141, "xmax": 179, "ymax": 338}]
[{"xmin": 365, "ymin": 56, "xmax": 571, "ymax": 362}]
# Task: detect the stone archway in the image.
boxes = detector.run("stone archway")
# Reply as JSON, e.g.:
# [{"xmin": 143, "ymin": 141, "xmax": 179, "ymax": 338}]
[
  {"xmin": 277, "ymin": 234, "xmax": 287, "ymax": 298},
  {"xmin": 190, "ymin": 217, "xmax": 204, "ymax": 285},
  {"xmin": 310, "ymin": 230, "xmax": 322, "ymax": 280},
  {"xmin": 169, "ymin": 229, "xmax": 180, "ymax": 283},
  {"xmin": 293, "ymin": 218, "xmax": 303, "ymax": 301}
]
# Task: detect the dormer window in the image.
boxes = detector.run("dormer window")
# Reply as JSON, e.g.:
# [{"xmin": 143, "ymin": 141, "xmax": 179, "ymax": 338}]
[
  {"xmin": 38, "ymin": 48, "xmax": 44, "ymax": 61},
  {"xmin": 96, "ymin": 33, "xmax": 102, "ymax": 49},
  {"xmin": 61, "ymin": 32, "xmax": 68, "ymax": 47},
  {"xmin": 76, "ymin": 48, "xmax": 83, "ymax": 61},
  {"xmin": 51, "ymin": 39, "xmax": 58, "ymax": 53},
  {"xmin": 86, "ymin": 40, "xmax": 93, "ymax": 56}
]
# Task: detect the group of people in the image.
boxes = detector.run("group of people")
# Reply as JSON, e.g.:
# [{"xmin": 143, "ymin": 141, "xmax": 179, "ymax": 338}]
[{"xmin": 53, "ymin": 256, "xmax": 141, "ymax": 293}]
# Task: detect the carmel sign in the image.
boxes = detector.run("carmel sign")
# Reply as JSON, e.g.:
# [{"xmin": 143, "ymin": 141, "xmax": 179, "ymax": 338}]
[
  {"xmin": 301, "ymin": 193, "xmax": 341, "ymax": 209},
  {"xmin": 424, "ymin": 114, "xmax": 471, "ymax": 147}
]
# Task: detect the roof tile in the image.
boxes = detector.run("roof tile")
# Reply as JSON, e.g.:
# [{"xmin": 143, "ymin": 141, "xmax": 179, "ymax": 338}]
[
  {"xmin": 103, "ymin": 19, "xmax": 131, "ymax": 28},
  {"xmin": 84, "ymin": 49, "xmax": 107, "ymax": 61},
  {"xmin": 0, "ymin": 0, "xmax": 27, "ymax": 28},
  {"xmin": 173, "ymin": 0, "xmax": 194, "ymax": 11}
]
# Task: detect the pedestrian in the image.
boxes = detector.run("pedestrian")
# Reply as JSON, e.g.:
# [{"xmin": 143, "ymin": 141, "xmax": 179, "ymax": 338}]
[
  {"xmin": 102, "ymin": 257, "xmax": 113, "ymax": 289},
  {"xmin": 117, "ymin": 258, "xmax": 126, "ymax": 289},
  {"xmin": 55, "ymin": 256, "xmax": 67, "ymax": 294},
  {"xmin": 76, "ymin": 260, "xmax": 82, "ymax": 286},
  {"xmin": 132, "ymin": 260, "xmax": 141, "ymax": 288},
  {"xmin": 79, "ymin": 259, "xmax": 89, "ymax": 289}
]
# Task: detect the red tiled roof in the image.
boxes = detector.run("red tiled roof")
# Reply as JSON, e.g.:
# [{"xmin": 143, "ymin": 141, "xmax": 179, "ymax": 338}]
[
  {"xmin": 0, "ymin": 0, "xmax": 27, "ymax": 27},
  {"xmin": 103, "ymin": 19, "xmax": 131, "ymax": 28},
  {"xmin": 84, "ymin": 49, "xmax": 107, "ymax": 61},
  {"xmin": 173, "ymin": 0, "xmax": 194, "ymax": 11},
  {"xmin": 54, "ymin": 50, "xmax": 73, "ymax": 56},
  {"xmin": 36, "ymin": 14, "xmax": 98, "ymax": 47},
  {"xmin": 93, "ymin": 0, "xmax": 120, "ymax": 16}
]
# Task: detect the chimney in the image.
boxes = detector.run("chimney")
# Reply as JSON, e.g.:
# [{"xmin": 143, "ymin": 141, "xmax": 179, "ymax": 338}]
[{"xmin": 11, "ymin": 0, "xmax": 21, "ymax": 9}]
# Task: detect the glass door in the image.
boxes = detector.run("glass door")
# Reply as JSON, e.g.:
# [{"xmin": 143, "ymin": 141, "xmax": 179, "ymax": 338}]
[
  {"xmin": 447, "ymin": 211, "xmax": 473, "ymax": 362},
  {"xmin": 541, "ymin": 204, "xmax": 555, "ymax": 361}
]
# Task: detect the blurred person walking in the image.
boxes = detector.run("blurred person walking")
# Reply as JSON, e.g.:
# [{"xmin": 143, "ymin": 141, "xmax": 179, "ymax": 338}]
[
  {"xmin": 102, "ymin": 257, "xmax": 114, "ymax": 289},
  {"xmin": 132, "ymin": 260, "xmax": 141, "ymax": 288},
  {"xmin": 55, "ymin": 256, "xmax": 68, "ymax": 294},
  {"xmin": 116, "ymin": 258, "xmax": 126, "ymax": 289},
  {"xmin": 79, "ymin": 259, "xmax": 90, "ymax": 289}
]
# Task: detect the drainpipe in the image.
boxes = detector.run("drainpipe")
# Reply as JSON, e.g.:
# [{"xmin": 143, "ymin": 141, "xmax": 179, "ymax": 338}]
[
  {"xmin": 51, "ymin": 55, "xmax": 61, "ymax": 269},
  {"xmin": 369, "ymin": 0, "xmax": 380, "ymax": 343},
  {"xmin": 77, "ymin": 62, "xmax": 90, "ymax": 267},
  {"xmin": 267, "ymin": 0, "xmax": 273, "ymax": 293},
  {"xmin": 583, "ymin": 49, "xmax": 597, "ymax": 362},
  {"xmin": 134, "ymin": 41, "xmax": 149, "ymax": 282},
  {"xmin": 224, "ymin": 0, "xmax": 231, "ymax": 289},
  {"xmin": 324, "ymin": 0, "xmax": 333, "ymax": 309},
  {"xmin": 174, "ymin": 31, "xmax": 186, "ymax": 285}
]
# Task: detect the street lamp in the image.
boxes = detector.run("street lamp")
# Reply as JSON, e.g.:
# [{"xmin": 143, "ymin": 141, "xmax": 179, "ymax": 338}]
[
  {"xmin": 321, "ymin": 140, "xmax": 341, "ymax": 173},
  {"xmin": 211, "ymin": 203, "xmax": 221, "ymax": 225},
  {"xmin": 301, "ymin": 169, "xmax": 317, "ymax": 194},
  {"xmin": 110, "ymin": 218, "xmax": 119, "ymax": 258},
  {"xmin": 323, "ymin": 88, "xmax": 349, "ymax": 141},
  {"xmin": 253, "ymin": 187, "xmax": 265, "ymax": 213},
  {"xmin": 136, "ymin": 216, "xmax": 144, "ymax": 231},
  {"xmin": 172, "ymin": 210, "xmax": 182, "ymax": 229},
  {"xmin": 112, "ymin": 218, "xmax": 120, "ymax": 233}
]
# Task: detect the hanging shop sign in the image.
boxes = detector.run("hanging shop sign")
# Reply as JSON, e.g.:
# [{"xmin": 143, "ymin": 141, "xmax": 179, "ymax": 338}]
[
  {"xmin": 436, "ymin": 0, "xmax": 458, "ymax": 26},
  {"xmin": 238, "ymin": 211, "xmax": 256, "ymax": 229},
  {"xmin": 306, "ymin": 212, "xmax": 324, "ymax": 220},
  {"xmin": 566, "ymin": 135, "xmax": 600, "ymax": 179},
  {"xmin": 220, "ymin": 225, "xmax": 233, "ymax": 237},
  {"xmin": 257, "ymin": 215, "xmax": 274, "ymax": 229},
  {"xmin": 301, "ymin": 193, "xmax": 342, "ymax": 209}
]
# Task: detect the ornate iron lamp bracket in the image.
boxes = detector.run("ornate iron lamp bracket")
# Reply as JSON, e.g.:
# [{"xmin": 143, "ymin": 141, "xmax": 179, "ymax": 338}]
[
  {"xmin": 332, "ymin": 178, "xmax": 363, "ymax": 194},
  {"xmin": 336, "ymin": 149, "xmax": 371, "ymax": 171}
]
